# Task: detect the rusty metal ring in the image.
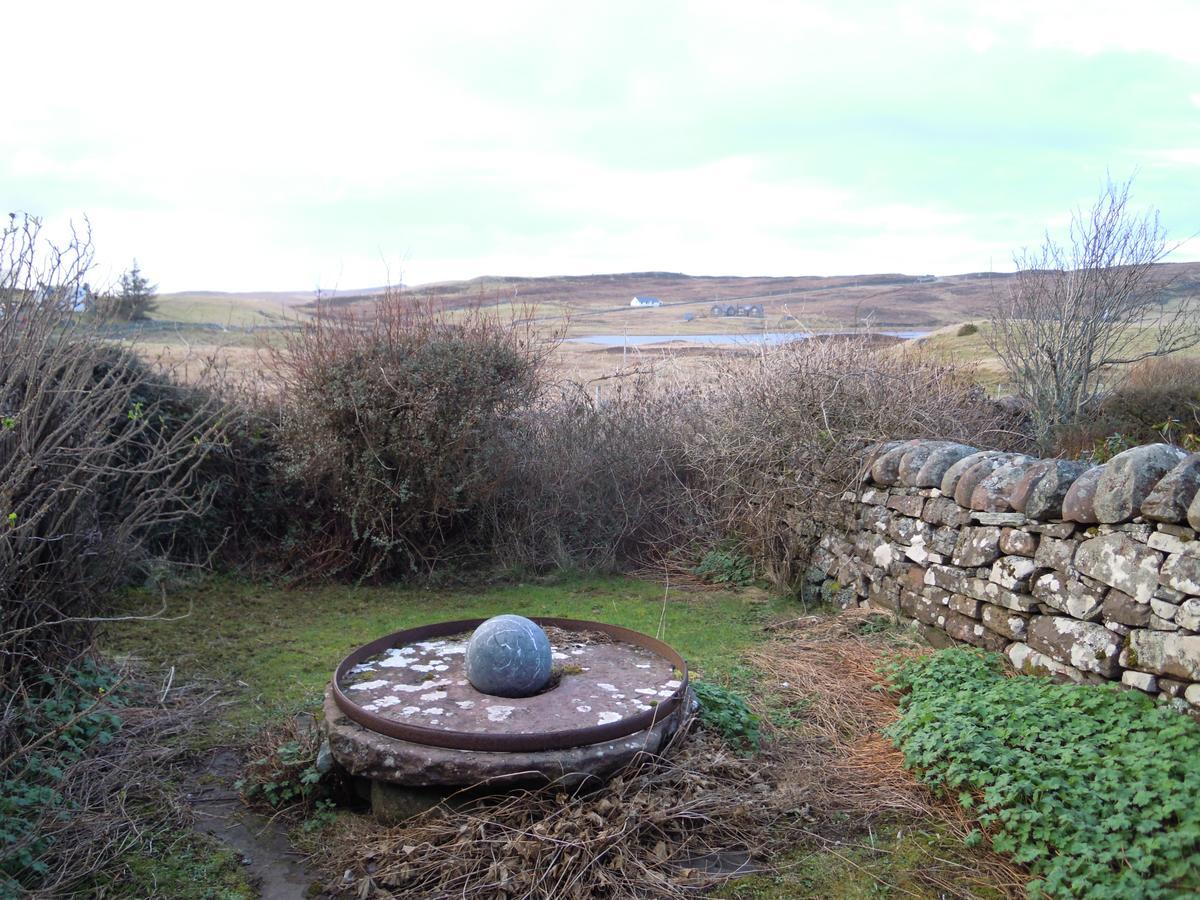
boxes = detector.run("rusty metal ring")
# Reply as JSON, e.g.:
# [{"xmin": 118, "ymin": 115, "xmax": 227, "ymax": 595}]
[{"xmin": 332, "ymin": 617, "xmax": 689, "ymax": 752}]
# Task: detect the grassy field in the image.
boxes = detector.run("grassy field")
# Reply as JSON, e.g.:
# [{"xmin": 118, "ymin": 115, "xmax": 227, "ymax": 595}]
[
  {"xmin": 99, "ymin": 575, "xmax": 1017, "ymax": 898},
  {"xmin": 104, "ymin": 575, "xmax": 786, "ymax": 744}
]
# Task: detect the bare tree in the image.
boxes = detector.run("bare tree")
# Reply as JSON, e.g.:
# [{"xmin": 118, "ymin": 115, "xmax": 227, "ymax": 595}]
[{"xmin": 988, "ymin": 177, "xmax": 1198, "ymax": 450}]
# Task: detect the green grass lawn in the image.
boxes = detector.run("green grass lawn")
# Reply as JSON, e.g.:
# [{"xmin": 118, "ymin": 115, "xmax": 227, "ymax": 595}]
[{"xmin": 104, "ymin": 574, "xmax": 789, "ymax": 744}]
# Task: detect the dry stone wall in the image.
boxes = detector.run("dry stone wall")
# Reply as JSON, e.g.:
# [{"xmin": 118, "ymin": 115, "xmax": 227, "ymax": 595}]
[{"xmin": 806, "ymin": 439, "xmax": 1200, "ymax": 717}]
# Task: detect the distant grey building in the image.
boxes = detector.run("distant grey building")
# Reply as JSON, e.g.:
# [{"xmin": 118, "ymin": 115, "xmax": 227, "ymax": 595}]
[{"xmin": 630, "ymin": 295, "xmax": 663, "ymax": 308}]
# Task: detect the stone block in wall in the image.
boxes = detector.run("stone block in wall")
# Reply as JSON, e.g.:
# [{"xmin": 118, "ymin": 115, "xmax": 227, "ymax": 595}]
[
  {"xmin": 1028, "ymin": 522, "xmax": 1076, "ymax": 539},
  {"xmin": 1032, "ymin": 571, "xmax": 1105, "ymax": 620},
  {"xmin": 951, "ymin": 526, "xmax": 1002, "ymax": 567},
  {"xmin": 931, "ymin": 526, "xmax": 959, "ymax": 556},
  {"xmin": 970, "ymin": 458, "xmax": 1036, "ymax": 512},
  {"xmin": 949, "ymin": 593, "xmax": 982, "ymax": 618},
  {"xmin": 954, "ymin": 455, "xmax": 1024, "ymax": 508},
  {"xmin": 862, "ymin": 505, "xmax": 892, "ymax": 535},
  {"xmin": 971, "ymin": 512, "xmax": 1028, "ymax": 527},
  {"xmin": 1027, "ymin": 616, "xmax": 1122, "ymax": 677},
  {"xmin": 1102, "ymin": 589, "xmax": 1151, "ymax": 627},
  {"xmin": 1074, "ymin": 532, "xmax": 1163, "ymax": 603},
  {"xmin": 866, "ymin": 579, "xmax": 900, "ymax": 613},
  {"xmin": 1007, "ymin": 642, "xmax": 1094, "ymax": 683},
  {"xmin": 990, "ymin": 555, "xmax": 1038, "ymax": 591},
  {"xmin": 981, "ymin": 603, "xmax": 1030, "ymax": 640},
  {"xmin": 1063, "ymin": 466, "xmax": 1105, "ymax": 524},
  {"xmin": 1177, "ymin": 599, "xmax": 1200, "ymax": 631},
  {"xmin": 926, "ymin": 564, "xmax": 1039, "ymax": 611},
  {"xmin": 1121, "ymin": 671, "xmax": 1158, "ymax": 693},
  {"xmin": 940, "ymin": 451, "xmax": 1005, "ymax": 497},
  {"xmin": 1160, "ymin": 552, "xmax": 1200, "ymax": 596},
  {"xmin": 897, "ymin": 441, "xmax": 957, "ymax": 487},
  {"xmin": 1159, "ymin": 678, "xmax": 1187, "ymax": 697},
  {"xmin": 1155, "ymin": 585, "xmax": 1187, "ymax": 602},
  {"xmin": 904, "ymin": 541, "xmax": 943, "ymax": 566},
  {"xmin": 999, "ymin": 528, "xmax": 1037, "ymax": 557},
  {"xmin": 1150, "ymin": 597, "xmax": 1179, "ymax": 623},
  {"xmin": 1127, "ymin": 630, "xmax": 1200, "ymax": 680},
  {"xmin": 1112, "ymin": 523, "xmax": 1154, "ymax": 543},
  {"xmin": 854, "ymin": 531, "xmax": 887, "ymax": 558},
  {"xmin": 1186, "ymin": 685, "xmax": 1200, "ymax": 708},
  {"xmin": 886, "ymin": 492, "xmax": 925, "ymax": 518},
  {"xmin": 1148, "ymin": 531, "xmax": 1198, "ymax": 555},
  {"xmin": 921, "ymin": 497, "xmax": 971, "ymax": 527},
  {"xmin": 895, "ymin": 564, "xmax": 927, "ymax": 594},
  {"xmin": 870, "ymin": 440, "xmax": 923, "ymax": 485},
  {"xmin": 1189, "ymin": 488, "xmax": 1200, "ymax": 531},
  {"xmin": 1034, "ymin": 535, "xmax": 1078, "ymax": 572},
  {"xmin": 887, "ymin": 515, "xmax": 931, "ymax": 547},
  {"xmin": 860, "ymin": 487, "xmax": 889, "ymax": 506},
  {"xmin": 912, "ymin": 443, "xmax": 978, "ymax": 488},
  {"xmin": 1094, "ymin": 444, "xmax": 1189, "ymax": 524},
  {"xmin": 945, "ymin": 612, "xmax": 1010, "ymax": 651},
  {"xmin": 1011, "ymin": 459, "xmax": 1092, "ymax": 520}
]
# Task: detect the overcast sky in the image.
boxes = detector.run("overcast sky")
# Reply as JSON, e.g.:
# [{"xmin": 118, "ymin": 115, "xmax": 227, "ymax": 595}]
[{"xmin": 4, "ymin": 1, "xmax": 1199, "ymax": 292}]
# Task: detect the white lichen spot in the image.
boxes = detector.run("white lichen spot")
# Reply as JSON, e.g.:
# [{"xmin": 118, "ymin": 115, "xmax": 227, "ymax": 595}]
[
  {"xmin": 486, "ymin": 705, "xmax": 515, "ymax": 722},
  {"xmin": 433, "ymin": 664, "xmax": 449, "ymax": 672},
  {"xmin": 597, "ymin": 683, "xmax": 617, "ymax": 692},
  {"xmin": 438, "ymin": 641, "xmax": 468, "ymax": 655},
  {"xmin": 634, "ymin": 663, "xmax": 651, "ymax": 669},
  {"xmin": 657, "ymin": 690, "xmax": 673, "ymax": 697},
  {"xmin": 613, "ymin": 694, "xmax": 626, "ymax": 699},
  {"xmin": 420, "ymin": 690, "xmax": 448, "ymax": 701},
  {"xmin": 576, "ymin": 705, "xmax": 592, "ymax": 713},
  {"xmin": 571, "ymin": 648, "xmax": 585, "ymax": 655},
  {"xmin": 421, "ymin": 707, "xmax": 444, "ymax": 716},
  {"xmin": 597, "ymin": 711, "xmax": 622, "ymax": 725},
  {"xmin": 552, "ymin": 651, "xmax": 568, "ymax": 660},
  {"xmin": 349, "ymin": 662, "xmax": 377, "ymax": 674},
  {"xmin": 400, "ymin": 706, "xmax": 421, "ymax": 716},
  {"xmin": 410, "ymin": 664, "xmax": 436, "ymax": 673},
  {"xmin": 635, "ymin": 688, "xmax": 657, "ymax": 696},
  {"xmin": 374, "ymin": 696, "xmax": 402, "ymax": 708},
  {"xmin": 455, "ymin": 700, "xmax": 475, "ymax": 709},
  {"xmin": 663, "ymin": 679, "xmax": 682, "ymax": 689},
  {"xmin": 350, "ymin": 679, "xmax": 389, "ymax": 691}
]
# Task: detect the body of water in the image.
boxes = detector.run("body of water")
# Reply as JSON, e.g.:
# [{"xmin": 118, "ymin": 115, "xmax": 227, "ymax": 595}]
[{"xmin": 566, "ymin": 330, "xmax": 930, "ymax": 347}]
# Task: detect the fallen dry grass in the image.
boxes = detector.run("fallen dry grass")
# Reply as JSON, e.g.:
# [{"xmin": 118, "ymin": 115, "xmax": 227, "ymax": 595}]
[
  {"xmin": 749, "ymin": 608, "xmax": 1028, "ymax": 898},
  {"xmin": 319, "ymin": 728, "xmax": 789, "ymax": 899}
]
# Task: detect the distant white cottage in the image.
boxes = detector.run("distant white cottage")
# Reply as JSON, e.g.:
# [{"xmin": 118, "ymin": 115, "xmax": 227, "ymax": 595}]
[{"xmin": 630, "ymin": 295, "xmax": 662, "ymax": 308}]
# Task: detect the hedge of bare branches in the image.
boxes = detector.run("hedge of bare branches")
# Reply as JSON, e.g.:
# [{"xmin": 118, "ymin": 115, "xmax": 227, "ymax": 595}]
[
  {"xmin": 0, "ymin": 215, "xmax": 219, "ymax": 758},
  {"xmin": 268, "ymin": 297, "xmax": 555, "ymax": 580},
  {"xmin": 687, "ymin": 338, "xmax": 1031, "ymax": 585}
]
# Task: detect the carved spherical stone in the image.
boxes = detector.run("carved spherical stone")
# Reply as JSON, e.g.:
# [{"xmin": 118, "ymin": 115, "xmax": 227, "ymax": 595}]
[{"xmin": 465, "ymin": 615, "xmax": 553, "ymax": 698}]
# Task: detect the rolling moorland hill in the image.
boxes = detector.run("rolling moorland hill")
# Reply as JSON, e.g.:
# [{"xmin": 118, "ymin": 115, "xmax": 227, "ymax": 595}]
[{"xmin": 155, "ymin": 261, "xmax": 1200, "ymax": 335}]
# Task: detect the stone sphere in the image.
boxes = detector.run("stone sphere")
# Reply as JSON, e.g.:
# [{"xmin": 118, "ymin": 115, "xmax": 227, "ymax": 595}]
[{"xmin": 465, "ymin": 615, "xmax": 553, "ymax": 698}]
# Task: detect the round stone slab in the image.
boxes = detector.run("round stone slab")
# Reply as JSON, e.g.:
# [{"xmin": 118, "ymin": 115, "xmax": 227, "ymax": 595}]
[
  {"xmin": 465, "ymin": 614, "xmax": 552, "ymax": 697},
  {"xmin": 323, "ymin": 685, "xmax": 694, "ymax": 788}
]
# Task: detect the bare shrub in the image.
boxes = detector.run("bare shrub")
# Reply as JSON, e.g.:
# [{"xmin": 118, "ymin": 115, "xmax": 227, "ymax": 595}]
[
  {"xmin": 690, "ymin": 338, "xmax": 1027, "ymax": 585},
  {"xmin": 268, "ymin": 296, "xmax": 553, "ymax": 579},
  {"xmin": 988, "ymin": 176, "xmax": 1198, "ymax": 450},
  {"xmin": 0, "ymin": 215, "xmax": 219, "ymax": 745},
  {"xmin": 1055, "ymin": 355, "xmax": 1200, "ymax": 457},
  {"xmin": 485, "ymin": 376, "xmax": 713, "ymax": 573}
]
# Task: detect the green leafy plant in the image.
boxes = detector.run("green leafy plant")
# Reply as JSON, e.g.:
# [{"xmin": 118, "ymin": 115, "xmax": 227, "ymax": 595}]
[
  {"xmin": 236, "ymin": 738, "xmax": 323, "ymax": 809},
  {"xmin": 1, "ymin": 662, "xmax": 125, "ymax": 888},
  {"xmin": 692, "ymin": 548, "xmax": 754, "ymax": 587},
  {"xmin": 691, "ymin": 679, "xmax": 761, "ymax": 753},
  {"xmin": 884, "ymin": 648, "xmax": 1200, "ymax": 898}
]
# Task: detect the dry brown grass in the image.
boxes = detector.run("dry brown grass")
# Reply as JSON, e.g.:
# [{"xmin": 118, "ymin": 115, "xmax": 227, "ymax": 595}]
[
  {"xmin": 749, "ymin": 609, "xmax": 1027, "ymax": 897},
  {"xmin": 317, "ymin": 727, "xmax": 788, "ymax": 899}
]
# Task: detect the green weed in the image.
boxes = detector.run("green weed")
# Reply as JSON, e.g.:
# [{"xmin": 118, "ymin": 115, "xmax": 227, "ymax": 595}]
[{"xmin": 884, "ymin": 648, "xmax": 1200, "ymax": 898}]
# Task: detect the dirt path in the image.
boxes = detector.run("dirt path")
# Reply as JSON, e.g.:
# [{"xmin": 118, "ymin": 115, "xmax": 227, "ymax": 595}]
[{"xmin": 185, "ymin": 748, "xmax": 321, "ymax": 899}]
